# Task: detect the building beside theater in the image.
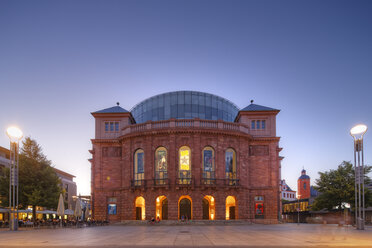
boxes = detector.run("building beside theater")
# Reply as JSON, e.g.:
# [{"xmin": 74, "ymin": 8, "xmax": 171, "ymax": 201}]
[
  {"xmin": 53, "ymin": 168, "xmax": 77, "ymax": 210},
  {"xmin": 0, "ymin": 145, "xmax": 77, "ymax": 220},
  {"xmin": 89, "ymin": 91, "xmax": 282, "ymax": 223},
  {"xmin": 280, "ymin": 180, "xmax": 296, "ymax": 201}
]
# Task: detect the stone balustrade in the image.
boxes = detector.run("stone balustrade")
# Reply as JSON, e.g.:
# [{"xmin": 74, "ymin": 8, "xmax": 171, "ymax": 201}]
[{"xmin": 122, "ymin": 119, "xmax": 249, "ymax": 136}]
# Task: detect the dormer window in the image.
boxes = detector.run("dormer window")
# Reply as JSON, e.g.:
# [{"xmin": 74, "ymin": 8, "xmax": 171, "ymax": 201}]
[{"xmin": 105, "ymin": 121, "xmax": 119, "ymax": 132}]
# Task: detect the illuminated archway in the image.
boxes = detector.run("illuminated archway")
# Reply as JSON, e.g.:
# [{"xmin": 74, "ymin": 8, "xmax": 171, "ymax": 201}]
[
  {"xmin": 155, "ymin": 195, "xmax": 168, "ymax": 220},
  {"xmin": 225, "ymin": 196, "xmax": 236, "ymax": 220},
  {"xmin": 178, "ymin": 195, "xmax": 192, "ymax": 220},
  {"xmin": 135, "ymin": 196, "xmax": 145, "ymax": 220},
  {"xmin": 202, "ymin": 195, "xmax": 215, "ymax": 220}
]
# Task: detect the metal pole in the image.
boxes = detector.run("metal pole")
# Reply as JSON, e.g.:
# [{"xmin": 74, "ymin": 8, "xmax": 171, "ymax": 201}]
[
  {"xmin": 9, "ymin": 141, "xmax": 12, "ymax": 231},
  {"xmin": 16, "ymin": 141, "xmax": 19, "ymax": 229},
  {"xmin": 12, "ymin": 142, "xmax": 17, "ymax": 231},
  {"xmin": 357, "ymin": 142, "xmax": 362, "ymax": 229},
  {"xmin": 354, "ymin": 139, "xmax": 357, "ymax": 227},
  {"xmin": 361, "ymin": 138, "xmax": 365, "ymax": 223}
]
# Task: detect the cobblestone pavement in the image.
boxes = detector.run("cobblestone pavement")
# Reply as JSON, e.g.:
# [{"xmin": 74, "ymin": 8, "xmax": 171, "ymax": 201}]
[{"xmin": 0, "ymin": 224, "xmax": 372, "ymax": 247}]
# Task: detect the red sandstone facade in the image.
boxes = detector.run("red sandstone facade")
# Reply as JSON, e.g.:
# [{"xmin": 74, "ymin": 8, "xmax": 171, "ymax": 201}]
[
  {"xmin": 297, "ymin": 169, "xmax": 311, "ymax": 199},
  {"xmin": 89, "ymin": 92, "xmax": 282, "ymax": 223}
]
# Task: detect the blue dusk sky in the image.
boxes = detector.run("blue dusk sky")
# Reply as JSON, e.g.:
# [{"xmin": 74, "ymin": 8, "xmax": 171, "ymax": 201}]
[{"xmin": 0, "ymin": 0, "xmax": 371, "ymax": 195}]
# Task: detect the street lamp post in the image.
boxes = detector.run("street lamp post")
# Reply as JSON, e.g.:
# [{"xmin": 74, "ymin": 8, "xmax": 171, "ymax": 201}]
[
  {"xmin": 297, "ymin": 195, "xmax": 301, "ymax": 225},
  {"xmin": 350, "ymin": 124, "xmax": 367, "ymax": 230},
  {"xmin": 6, "ymin": 126, "xmax": 23, "ymax": 231}
]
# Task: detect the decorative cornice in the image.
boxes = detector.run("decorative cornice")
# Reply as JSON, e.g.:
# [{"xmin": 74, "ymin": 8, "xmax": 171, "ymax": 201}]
[{"xmin": 91, "ymin": 139, "xmax": 121, "ymax": 144}]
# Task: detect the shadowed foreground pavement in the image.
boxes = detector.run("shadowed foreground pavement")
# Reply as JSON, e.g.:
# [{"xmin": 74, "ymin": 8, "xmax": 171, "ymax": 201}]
[{"xmin": 1, "ymin": 223, "xmax": 372, "ymax": 247}]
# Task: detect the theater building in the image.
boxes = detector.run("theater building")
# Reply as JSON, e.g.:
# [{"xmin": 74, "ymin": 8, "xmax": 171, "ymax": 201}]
[{"xmin": 89, "ymin": 91, "xmax": 282, "ymax": 223}]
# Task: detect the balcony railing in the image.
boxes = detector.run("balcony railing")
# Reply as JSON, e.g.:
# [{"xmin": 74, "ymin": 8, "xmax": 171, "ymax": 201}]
[
  {"xmin": 153, "ymin": 178, "xmax": 170, "ymax": 186},
  {"xmin": 131, "ymin": 179, "xmax": 147, "ymax": 188},
  {"xmin": 130, "ymin": 177, "xmax": 239, "ymax": 189},
  {"xmin": 122, "ymin": 119, "xmax": 250, "ymax": 136},
  {"xmin": 176, "ymin": 177, "xmax": 193, "ymax": 187},
  {"xmin": 201, "ymin": 178, "xmax": 240, "ymax": 187}
]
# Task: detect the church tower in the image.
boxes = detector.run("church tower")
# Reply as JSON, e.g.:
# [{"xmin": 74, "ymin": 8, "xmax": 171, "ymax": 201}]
[{"xmin": 297, "ymin": 169, "xmax": 310, "ymax": 199}]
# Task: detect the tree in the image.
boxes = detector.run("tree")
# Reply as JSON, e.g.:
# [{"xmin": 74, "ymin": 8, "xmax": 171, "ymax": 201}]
[
  {"xmin": 0, "ymin": 137, "xmax": 61, "ymax": 220},
  {"xmin": 312, "ymin": 161, "xmax": 372, "ymax": 211}
]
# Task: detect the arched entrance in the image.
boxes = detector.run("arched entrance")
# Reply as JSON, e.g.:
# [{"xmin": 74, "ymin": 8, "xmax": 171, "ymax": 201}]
[
  {"xmin": 225, "ymin": 196, "xmax": 236, "ymax": 220},
  {"xmin": 155, "ymin": 196, "xmax": 168, "ymax": 220},
  {"xmin": 178, "ymin": 196, "xmax": 192, "ymax": 220},
  {"xmin": 202, "ymin": 195, "xmax": 215, "ymax": 220},
  {"xmin": 135, "ymin": 196, "xmax": 145, "ymax": 220}
]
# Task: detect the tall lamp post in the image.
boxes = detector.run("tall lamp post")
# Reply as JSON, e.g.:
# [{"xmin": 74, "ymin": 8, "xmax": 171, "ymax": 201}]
[
  {"xmin": 6, "ymin": 126, "xmax": 23, "ymax": 231},
  {"xmin": 350, "ymin": 124, "xmax": 367, "ymax": 230},
  {"xmin": 297, "ymin": 195, "xmax": 301, "ymax": 225}
]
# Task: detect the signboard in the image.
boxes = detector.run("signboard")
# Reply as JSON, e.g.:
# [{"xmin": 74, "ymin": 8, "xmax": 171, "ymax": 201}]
[
  {"xmin": 108, "ymin": 204, "xmax": 117, "ymax": 215},
  {"xmin": 255, "ymin": 203, "xmax": 264, "ymax": 215}
]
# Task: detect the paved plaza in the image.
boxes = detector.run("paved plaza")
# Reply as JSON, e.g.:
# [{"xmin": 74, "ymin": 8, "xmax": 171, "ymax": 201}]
[{"xmin": 1, "ymin": 223, "xmax": 372, "ymax": 247}]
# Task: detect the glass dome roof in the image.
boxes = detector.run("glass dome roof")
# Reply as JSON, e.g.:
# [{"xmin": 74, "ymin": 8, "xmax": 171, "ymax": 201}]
[{"xmin": 131, "ymin": 91, "xmax": 239, "ymax": 123}]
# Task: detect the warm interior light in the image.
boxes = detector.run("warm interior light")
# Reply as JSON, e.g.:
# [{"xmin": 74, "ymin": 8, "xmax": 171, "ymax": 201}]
[
  {"xmin": 350, "ymin": 124, "xmax": 368, "ymax": 136},
  {"xmin": 6, "ymin": 126, "xmax": 23, "ymax": 141}
]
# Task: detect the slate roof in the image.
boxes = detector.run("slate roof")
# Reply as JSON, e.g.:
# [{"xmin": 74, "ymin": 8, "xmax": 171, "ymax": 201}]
[
  {"xmin": 299, "ymin": 174, "xmax": 310, "ymax": 180},
  {"xmin": 241, "ymin": 103, "xmax": 279, "ymax": 112},
  {"xmin": 286, "ymin": 185, "xmax": 295, "ymax": 192},
  {"xmin": 93, "ymin": 106, "xmax": 129, "ymax": 114}
]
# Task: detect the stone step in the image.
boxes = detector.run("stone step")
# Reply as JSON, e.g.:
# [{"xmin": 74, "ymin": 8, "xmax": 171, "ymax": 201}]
[{"xmin": 113, "ymin": 220, "xmax": 253, "ymax": 226}]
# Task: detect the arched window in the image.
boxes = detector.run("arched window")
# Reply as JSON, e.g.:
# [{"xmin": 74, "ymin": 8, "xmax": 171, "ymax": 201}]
[
  {"xmin": 155, "ymin": 147, "xmax": 168, "ymax": 185},
  {"xmin": 225, "ymin": 148, "xmax": 237, "ymax": 185},
  {"xmin": 134, "ymin": 149, "xmax": 144, "ymax": 186},
  {"xmin": 179, "ymin": 146, "xmax": 191, "ymax": 184},
  {"xmin": 202, "ymin": 146, "xmax": 215, "ymax": 184}
]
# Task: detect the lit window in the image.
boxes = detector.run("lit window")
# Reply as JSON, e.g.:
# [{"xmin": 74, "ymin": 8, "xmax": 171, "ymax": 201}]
[
  {"xmin": 225, "ymin": 148, "xmax": 236, "ymax": 184},
  {"xmin": 251, "ymin": 120, "xmax": 255, "ymax": 129},
  {"xmin": 155, "ymin": 147, "xmax": 168, "ymax": 184},
  {"xmin": 134, "ymin": 149, "xmax": 144, "ymax": 185},
  {"xmin": 179, "ymin": 146, "xmax": 191, "ymax": 183},
  {"xmin": 203, "ymin": 147, "xmax": 215, "ymax": 180}
]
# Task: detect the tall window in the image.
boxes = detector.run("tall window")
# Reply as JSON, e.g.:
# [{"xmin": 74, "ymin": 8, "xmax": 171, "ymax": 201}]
[
  {"xmin": 202, "ymin": 147, "xmax": 215, "ymax": 182},
  {"xmin": 134, "ymin": 149, "xmax": 144, "ymax": 185},
  {"xmin": 155, "ymin": 147, "xmax": 168, "ymax": 185},
  {"xmin": 225, "ymin": 148, "xmax": 237, "ymax": 184},
  {"xmin": 179, "ymin": 146, "xmax": 191, "ymax": 184}
]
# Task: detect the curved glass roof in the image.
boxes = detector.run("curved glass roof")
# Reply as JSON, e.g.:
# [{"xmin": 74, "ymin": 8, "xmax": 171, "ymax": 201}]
[{"xmin": 131, "ymin": 91, "xmax": 239, "ymax": 123}]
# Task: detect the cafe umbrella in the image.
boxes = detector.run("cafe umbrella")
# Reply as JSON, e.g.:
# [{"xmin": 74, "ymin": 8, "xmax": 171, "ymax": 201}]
[
  {"xmin": 74, "ymin": 198, "xmax": 82, "ymax": 226},
  {"xmin": 84, "ymin": 206, "xmax": 90, "ymax": 220},
  {"xmin": 56, "ymin": 194, "xmax": 65, "ymax": 227}
]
